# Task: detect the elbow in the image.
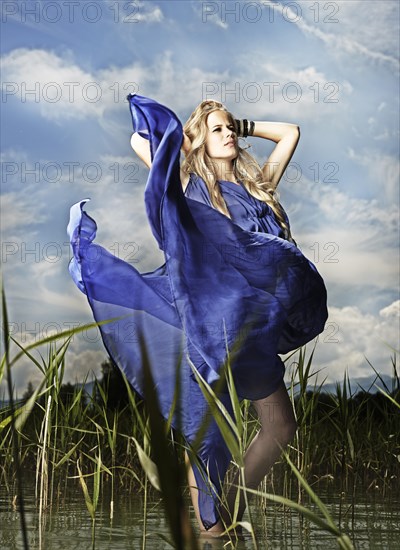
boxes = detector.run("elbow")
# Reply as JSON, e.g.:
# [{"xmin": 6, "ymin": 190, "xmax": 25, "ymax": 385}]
[
  {"xmin": 283, "ymin": 125, "xmax": 300, "ymax": 142},
  {"xmin": 290, "ymin": 125, "xmax": 300, "ymax": 143}
]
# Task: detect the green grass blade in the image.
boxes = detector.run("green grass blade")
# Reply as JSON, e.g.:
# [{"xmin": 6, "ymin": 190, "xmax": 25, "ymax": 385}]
[
  {"xmin": 77, "ymin": 460, "xmax": 94, "ymax": 520},
  {"xmin": 9, "ymin": 318, "xmax": 124, "ymax": 368},
  {"xmin": 243, "ymin": 486, "xmax": 354, "ymax": 548},
  {"xmin": 282, "ymin": 451, "xmax": 339, "ymax": 531},
  {"xmin": 189, "ymin": 359, "xmax": 241, "ymax": 464},
  {"xmin": 93, "ymin": 453, "xmax": 101, "ymax": 512},
  {"xmin": 53, "ymin": 438, "xmax": 85, "ymax": 469},
  {"xmin": 1, "ymin": 282, "xmax": 29, "ymax": 550},
  {"xmin": 138, "ymin": 334, "xmax": 198, "ymax": 550},
  {"xmin": 14, "ymin": 385, "xmax": 52, "ymax": 432},
  {"xmin": 131, "ymin": 437, "xmax": 161, "ymax": 491},
  {"xmin": 374, "ymin": 384, "xmax": 400, "ymax": 409}
]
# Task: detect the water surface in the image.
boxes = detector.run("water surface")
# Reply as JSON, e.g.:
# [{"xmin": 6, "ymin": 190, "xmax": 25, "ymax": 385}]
[{"xmin": 1, "ymin": 481, "xmax": 399, "ymax": 549}]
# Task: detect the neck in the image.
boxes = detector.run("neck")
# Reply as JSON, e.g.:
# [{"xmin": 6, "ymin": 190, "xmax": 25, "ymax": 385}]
[{"xmin": 212, "ymin": 160, "xmax": 236, "ymax": 182}]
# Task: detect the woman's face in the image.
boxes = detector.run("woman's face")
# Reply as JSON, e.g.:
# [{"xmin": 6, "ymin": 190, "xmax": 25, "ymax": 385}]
[{"xmin": 205, "ymin": 110, "xmax": 238, "ymax": 162}]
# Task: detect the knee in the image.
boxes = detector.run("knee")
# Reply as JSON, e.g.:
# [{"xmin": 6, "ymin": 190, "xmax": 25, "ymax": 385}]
[
  {"xmin": 282, "ymin": 419, "xmax": 298, "ymax": 446},
  {"xmin": 261, "ymin": 417, "xmax": 297, "ymax": 448},
  {"xmin": 279, "ymin": 402, "xmax": 298, "ymax": 446}
]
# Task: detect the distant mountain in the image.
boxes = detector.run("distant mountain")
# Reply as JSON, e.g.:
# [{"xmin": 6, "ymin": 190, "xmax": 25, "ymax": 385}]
[
  {"xmin": 1, "ymin": 374, "xmax": 398, "ymax": 408},
  {"xmin": 304, "ymin": 373, "xmax": 397, "ymax": 396}
]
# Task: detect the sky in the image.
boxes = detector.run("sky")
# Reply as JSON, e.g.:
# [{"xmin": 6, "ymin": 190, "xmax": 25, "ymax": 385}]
[{"xmin": 1, "ymin": 0, "xmax": 399, "ymax": 398}]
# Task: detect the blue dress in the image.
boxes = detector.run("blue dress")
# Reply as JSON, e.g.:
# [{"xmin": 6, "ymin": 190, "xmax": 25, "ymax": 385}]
[{"xmin": 67, "ymin": 94, "xmax": 328, "ymax": 529}]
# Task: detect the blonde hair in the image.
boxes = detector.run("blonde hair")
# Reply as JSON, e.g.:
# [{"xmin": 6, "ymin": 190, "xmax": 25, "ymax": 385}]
[{"xmin": 181, "ymin": 100, "xmax": 296, "ymax": 244}]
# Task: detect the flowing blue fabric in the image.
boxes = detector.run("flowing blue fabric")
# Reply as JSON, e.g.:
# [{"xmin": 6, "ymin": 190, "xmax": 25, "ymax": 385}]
[{"xmin": 67, "ymin": 94, "xmax": 328, "ymax": 529}]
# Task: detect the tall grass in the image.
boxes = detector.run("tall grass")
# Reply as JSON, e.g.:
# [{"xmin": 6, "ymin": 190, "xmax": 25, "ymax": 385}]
[
  {"xmin": 2, "ymin": 285, "xmax": 29, "ymax": 550},
  {"xmin": 1, "ymin": 286, "xmax": 399, "ymax": 548}
]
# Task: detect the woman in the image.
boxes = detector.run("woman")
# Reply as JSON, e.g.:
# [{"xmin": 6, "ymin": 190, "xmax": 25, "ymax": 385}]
[{"xmin": 68, "ymin": 93, "xmax": 328, "ymax": 535}]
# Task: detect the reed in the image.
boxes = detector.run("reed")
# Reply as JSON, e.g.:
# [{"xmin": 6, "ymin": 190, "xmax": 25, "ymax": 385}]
[
  {"xmin": 2, "ymin": 284, "xmax": 29, "ymax": 550},
  {"xmin": 1, "ymin": 285, "xmax": 399, "ymax": 548}
]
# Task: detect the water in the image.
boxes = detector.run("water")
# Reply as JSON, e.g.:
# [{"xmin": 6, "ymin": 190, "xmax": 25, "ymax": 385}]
[{"xmin": 0, "ymin": 481, "xmax": 399, "ymax": 549}]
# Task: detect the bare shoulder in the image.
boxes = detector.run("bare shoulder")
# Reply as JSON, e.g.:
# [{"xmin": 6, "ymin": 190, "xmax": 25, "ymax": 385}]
[{"xmin": 180, "ymin": 170, "xmax": 190, "ymax": 193}]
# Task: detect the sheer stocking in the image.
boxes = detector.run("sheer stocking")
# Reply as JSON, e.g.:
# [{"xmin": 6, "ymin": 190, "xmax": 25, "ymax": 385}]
[{"xmin": 186, "ymin": 382, "xmax": 297, "ymax": 534}]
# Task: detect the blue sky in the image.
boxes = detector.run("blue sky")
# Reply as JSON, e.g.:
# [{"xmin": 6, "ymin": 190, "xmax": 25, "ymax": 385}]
[{"xmin": 1, "ymin": 0, "xmax": 399, "ymax": 397}]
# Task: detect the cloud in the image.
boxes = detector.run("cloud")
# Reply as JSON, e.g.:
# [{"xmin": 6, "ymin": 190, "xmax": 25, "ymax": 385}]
[
  {"xmin": 199, "ymin": 54, "xmax": 354, "ymax": 122},
  {"xmin": 283, "ymin": 165, "xmax": 399, "ymax": 245},
  {"xmin": 1, "ymin": 191, "xmax": 48, "ymax": 232},
  {"xmin": 1, "ymin": 48, "xmax": 146, "ymax": 121},
  {"xmin": 307, "ymin": 181, "xmax": 398, "ymax": 235},
  {"xmin": 0, "ymin": 335, "xmax": 106, "ymax": 398},
  {"xmin": 0, "ymin": 48, "xmax": 230, "ymax": 123},
  {"xmin": 346, "ymin": 148, "xmax": 399, "ymax": 205},
  {"xmin": 0, "ymin": 149, "xmax": 166, "ymax": 328},
  {"xmin": 265, "ymin": 0, "xmax": 399, "ymax": 73},
  {"xmin": 5, "ymin": 44, "xmax": 378, "ymax": 135},
  {"xmin": 63, "ymin": 345, "xmax": 107, "ymax": 385},
  {"xmin": 1, "ymin": 21, "xmax": 398, "ymax": 402},
  {"xmin": 192, "ymin": 0, "xmax": 229, "ymax": 29},
  {"xmin": 283, "ymin": 299, "xmax": 399, "ymax": 387},
  {"xmin": 379, "ymin": 300, "xmax": 400, "ymax": 320},
  {"xmin": 279, "ymin": 173, "xmax": 399, "ymax": 309},
  {"xmin": 2, "ymin": 46, "xmax": 355, "ymax": 127},
  {"xmin": 79, "ymin": 161, "xmax": 165, "ymax": 272},
  {"xmin": 2, "ymin": 48, "xmax": 103, "ymax": 120},
  {"xmin": 134, "ymin": 1, "xmax": 164, "ymax": 23}
]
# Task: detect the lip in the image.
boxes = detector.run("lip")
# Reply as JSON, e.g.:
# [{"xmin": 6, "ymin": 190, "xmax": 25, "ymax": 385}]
[{"xmin": 224, "ymin": 141, "xmax": 235, "ymax": 146}]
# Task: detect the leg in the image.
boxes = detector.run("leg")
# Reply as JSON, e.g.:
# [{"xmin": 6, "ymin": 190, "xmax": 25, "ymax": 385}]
[
  {"xmin": 184, "ymin": 367, "xmax": 234, "ymax": 536},
  {"xmin": 185, "ymin": 452, "xmax": 226, "ymax": 535},
  {"xmin": 221, "ymin": 382, "xmax": 297, "ymax": 524}
]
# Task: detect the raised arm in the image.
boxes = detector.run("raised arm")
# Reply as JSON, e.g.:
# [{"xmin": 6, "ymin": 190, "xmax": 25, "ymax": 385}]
[
  {"xmin": 251, "ymin": 121, "xmax": 300, "ymax": 190},
  {"xmin": 130, "ymin": 131, "xmax": 191, "ymax": 190},
  {"xmin": 130, "ymin": 132, "xmax": 152, "ymax": 168}
]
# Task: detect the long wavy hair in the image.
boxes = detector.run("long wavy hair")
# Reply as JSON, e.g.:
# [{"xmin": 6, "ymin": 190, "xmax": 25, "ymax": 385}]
[{"xmin": 181, "ymin": 100, "xmax": 296, "ymax": 244}]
